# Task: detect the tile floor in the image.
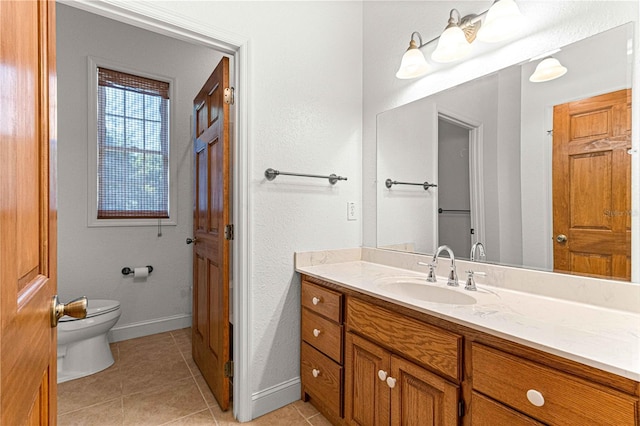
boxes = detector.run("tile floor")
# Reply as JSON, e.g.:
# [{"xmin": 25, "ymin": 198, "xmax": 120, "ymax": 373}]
[{"xmin": 58, "ymin": 328, "xmax": 331, "ymax": 425}]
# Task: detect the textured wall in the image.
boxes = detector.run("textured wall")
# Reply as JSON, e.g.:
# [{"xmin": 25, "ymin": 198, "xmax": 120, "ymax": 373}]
[
  {"xmin": 58, "ymin": 0, "xmax": 364, "ymax": 416},
  {"xmin": 56, "ymin": 4, "xmax": 224, "ymax": 328}
]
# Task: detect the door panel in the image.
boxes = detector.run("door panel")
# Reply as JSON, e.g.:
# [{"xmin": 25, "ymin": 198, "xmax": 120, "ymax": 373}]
[
  {"xmin": 345, "ymin": 332, "xmax": 390, "ymax": 426},
  {"xmin": 192, "ymin": 57, "xmax": 231, "ymax": 411},
  {"xmin": 1, "ymin": 0, "xmax": 57, "ymax": 423},
  {"xmin": 390, "ymin": 355, "xmax": 459, "ymax": 426},
  {"xmin": 552, "ymin": 89, "xmax": 631, "ymax": 280}
]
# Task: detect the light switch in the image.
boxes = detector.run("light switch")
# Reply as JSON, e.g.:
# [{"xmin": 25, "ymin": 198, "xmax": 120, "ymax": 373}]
[{"xmin": 347, "ymin": 202, "xmax": 357, "ymax": 221}]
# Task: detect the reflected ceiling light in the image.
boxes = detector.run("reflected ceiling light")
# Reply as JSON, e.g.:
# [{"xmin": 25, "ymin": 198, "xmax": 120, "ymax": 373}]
[
  {"xmin": 431, "ymin": 9, "xmax": 475, "ymax": 63},
  {"xmin": 396, "ymin": 32, "xmax": 430, "ymax": 79},
  {"xmin": 477, "ymin": 0, "xmax": 525, "ymax": 43},
  {"xmin": 396, "ymin": 1, "xmax": 525, "ymax": 79},
  {"xmin": 529, "ymin": 57, "xmax": 567, "ymax": 83}
]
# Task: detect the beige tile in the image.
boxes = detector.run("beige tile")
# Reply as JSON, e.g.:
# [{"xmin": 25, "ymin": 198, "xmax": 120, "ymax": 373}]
[
  {"xmin": 209, "ymin": 402, "xmax": 237, "ymax": 425},
  {"xmin": 123, "ymin": 377, "xmax": 207, "ymax": 425},
  {"xmin": 118, "ymin": 332, "xmax": 175, "ymax": 354},
  {"xmin": 291, "ymin": 399, "xmax": 319, "ymax": 420},
  {"xmin": 57, "ymin": 363, "xmax": 122, "ymax": 414},
  {"xmin": 162, "ymin": 408, "xmax": 217, "ymax": 425},
  {"xmin": 307, "ymin": 413, "xmax": 333, "ymax": 426},
  {"xmin": 249, "ymin": 405, "xmax": 310, "ymax": 425},
  {"xmin": 171, "ymin": 328, "xmax": 192, "ymax": 354},
  {"xmin": 182, "ymin": 352, "xmax": 201, "ymax": 377},
  {"xmin": 58, "ymin": 398, "xmax": 123, "ymax": 426},
  {"xmin": 119, "ymin": 350, "xmax": 192, "ymax": 395},
  {"xmin": 193, "ymin": 374, "xmax": 217, "ymax": 408}
]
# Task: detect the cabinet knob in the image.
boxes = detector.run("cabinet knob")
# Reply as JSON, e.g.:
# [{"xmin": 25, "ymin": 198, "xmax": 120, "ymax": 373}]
[
  {"xmin": 312, "ymin": 296, "xmax": 321, "ymax": 305},
  {"xmin": 377, "ymin": 370, "xmax": 388, "ymax": 381},
  {"xmin": 386, "ymin": 377, "xmax": 396, "ymax": 389},
  {"xmin": 312, "ymin": 368, "xmax": 320, "ymax": 378},
  {"xmin": 526, "ymin": 389, "xmax": 545, "ymax": 407},
  {"xmin": 313, "ymin": 328, "xmax": 321, "ymax": 337}
]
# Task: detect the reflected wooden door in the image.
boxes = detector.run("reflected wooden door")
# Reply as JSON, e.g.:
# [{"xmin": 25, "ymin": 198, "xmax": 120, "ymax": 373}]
[
  {"xmin": 552, "ymin": 89, "xmax": 631, "ymax": 280},
  {"xmin": 192, "ymin": 57, "xmax": 232, "ymax": 410},
  {"xmin": 0, "ymin": 0, "xmax": 58, "ymax": 423}
]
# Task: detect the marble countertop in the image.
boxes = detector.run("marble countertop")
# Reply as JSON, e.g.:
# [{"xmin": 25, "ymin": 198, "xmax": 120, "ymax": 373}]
[{"xmin": 296, "ymin": 258, "xmax": 640, "ymax": 381}]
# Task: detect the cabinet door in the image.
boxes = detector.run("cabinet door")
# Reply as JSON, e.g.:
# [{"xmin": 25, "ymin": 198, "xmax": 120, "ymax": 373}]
[
  {"xmin": 389, "ymin": 355, "xmax": 459, "ymax": 426},
  {"xmin": 345, "ymin": 332, "xmax": 390, "ymax": 426}
]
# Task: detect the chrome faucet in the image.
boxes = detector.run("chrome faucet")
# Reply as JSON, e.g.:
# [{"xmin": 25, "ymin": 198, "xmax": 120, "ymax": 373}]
[
  {"xmin": 470, "ymin": 242, "xmax": 486, "ymax": 262},
  {"xmin": 431, "ymin": 245, "xmax": 458, "ymax": 286}
]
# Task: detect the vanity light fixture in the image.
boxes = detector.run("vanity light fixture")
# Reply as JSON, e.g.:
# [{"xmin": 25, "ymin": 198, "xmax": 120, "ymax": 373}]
[
  {"xmin": 476, "ymin": 0, "xmax": 525, "ymax": 43},
  {"xmin": 431, "ymin": 9, "xmax": 476, "ymax": 63},
  {"xmin": 396, "ymin": 32, "xmax": 430, "ymax": 79},
  {"xmin": 529, "ymin": 57, "xmax": 568, "ymax": 83},
  {"xmin": 396, "ymin": 0, "xmax": 524, "ymax": 78}
]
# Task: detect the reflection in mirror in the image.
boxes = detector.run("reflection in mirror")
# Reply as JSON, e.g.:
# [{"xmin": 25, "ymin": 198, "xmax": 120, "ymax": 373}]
[{"xmin": 377, "ymin": 23, "xmax": 634, "ymax": 282}]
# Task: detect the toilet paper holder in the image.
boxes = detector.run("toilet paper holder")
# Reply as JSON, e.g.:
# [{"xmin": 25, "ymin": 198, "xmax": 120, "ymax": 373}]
[{"xmin": 121, "ymin": 266, "xmax": 153, "ymax": 276}]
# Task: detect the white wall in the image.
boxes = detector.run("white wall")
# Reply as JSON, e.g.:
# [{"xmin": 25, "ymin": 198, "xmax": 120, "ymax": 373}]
[
  {"xmin": 56, "ymin": 4, "xmax": 225, "ymax": 335},
  {"xmin": 58, "ymin": 0, "xmax": 363, "ymax": 419},
  {"xmin": 363, "ymin": 1, "xmax": 640, "ymax": 265}
]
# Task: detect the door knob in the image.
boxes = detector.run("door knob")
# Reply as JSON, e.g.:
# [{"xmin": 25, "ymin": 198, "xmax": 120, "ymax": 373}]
[
  {"xmin": 556, "ymin": 234, "xmax": 568, "ymax": 243},
  {"xmin": 51, "ymin": 295, "xmax": 87, "ymax": 327},
  {"xmin": 186, "ymin": 237, "xmax": 197, "ymax": 244}
]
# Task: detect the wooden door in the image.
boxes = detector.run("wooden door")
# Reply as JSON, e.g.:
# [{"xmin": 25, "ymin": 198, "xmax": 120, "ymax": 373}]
[
  {"xmin": 0, "ymin": 0, "xmax": 58, "ymax": 423},
  {"xmin": 552, "ymin": 89, "xmax": 631, "ymax": 280},
  {"xmin": 389, "ymin": 355, "xmax": 459, "ymax": 426},
  {"xmin": 344, "ymin": 332, "xmax": 390, "ymax": 426},
  {"xmin": 192, "ymin": 57, "xmax": 232, "ymax": 411}
]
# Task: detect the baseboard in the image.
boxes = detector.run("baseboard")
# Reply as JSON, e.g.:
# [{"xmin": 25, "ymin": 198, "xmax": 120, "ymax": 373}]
[
  {"xmin": 108, "ymin": 313, "xmax": 192, "ymax": 343},
  {"xmin": 251, "ymin": 377, "xmax": 301, "ymax": 419}
]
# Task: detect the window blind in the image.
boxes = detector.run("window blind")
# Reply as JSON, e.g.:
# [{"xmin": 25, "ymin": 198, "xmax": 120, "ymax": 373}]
[{"xmin": 97, "ymin": 67, "xmax": 170, "ymax": 219}]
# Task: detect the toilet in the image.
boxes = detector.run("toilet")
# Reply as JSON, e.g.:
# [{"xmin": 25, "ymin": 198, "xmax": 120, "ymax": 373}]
[{"xmin": 57, "ymin": 299, "xmax": 121, "ymax": 383}]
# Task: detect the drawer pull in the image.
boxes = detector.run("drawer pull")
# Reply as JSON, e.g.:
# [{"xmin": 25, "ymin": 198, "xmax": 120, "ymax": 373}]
[
  {"xmin": 377, "ymin": 370, "xmax": 388, "ymax": 381},
  {"xmin": 312, "ymin": 328, "xmax": 321, "ymax": 337},
  {"xmin": 312, "ymin": 296, "xmax": 321, "ymax": 305},
  {"xmin": 526, "ymin": 389, "xmax": 545, "ymax": 407},
  {"xmin": 312, "ymin": 368, "xmax": 321, "ymax": 378},
  {"xmin": 386, "ymin": 377, "xmax": 396, "ymax": 389}
]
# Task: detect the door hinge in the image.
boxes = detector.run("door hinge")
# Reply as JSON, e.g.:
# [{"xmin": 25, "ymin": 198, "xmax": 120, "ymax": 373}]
[
  {"xmin": 458, "ymin": 399, "xmax": 465, "ymax": 417},
  {"xmin": 224, "ymin": 87, "xmax": 235, "ymax": 105},
  {"xmin": 224, "ymin": 360, "xmax": 234, "ymax": 378},
  {"xmin": 224, "ymin": 224, "xmax": 234, "ymax": 240}
]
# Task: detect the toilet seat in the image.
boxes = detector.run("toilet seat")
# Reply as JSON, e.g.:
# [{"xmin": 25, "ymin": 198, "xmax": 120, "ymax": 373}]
[{"xmin": 59, "ymin": 299, "xmax": 120, "ymax": 322}]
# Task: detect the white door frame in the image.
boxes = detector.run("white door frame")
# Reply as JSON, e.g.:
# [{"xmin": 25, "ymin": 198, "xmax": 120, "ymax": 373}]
[
  {"xmin": 58, "ymin": 0, "xmax": 253, "ymax": 421},
  {"xmin": 437, "ymin": 108, "xmax": 486, "ymax": 250}
]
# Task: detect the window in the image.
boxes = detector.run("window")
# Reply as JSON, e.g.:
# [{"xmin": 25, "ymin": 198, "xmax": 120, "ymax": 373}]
[{"xmin": 96, "ymin": 67, "xmax": 170, "ymax": 219}]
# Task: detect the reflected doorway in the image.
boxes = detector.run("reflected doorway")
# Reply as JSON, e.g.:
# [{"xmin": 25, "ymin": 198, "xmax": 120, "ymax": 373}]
[{"xmin": 437, "ymin": 118, "xmax": 472, "ymax": 258}]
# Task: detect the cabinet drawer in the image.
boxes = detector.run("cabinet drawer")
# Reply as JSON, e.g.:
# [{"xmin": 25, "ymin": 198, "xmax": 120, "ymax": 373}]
[
  {"xmin": 472, "ymin": 343, "xmax": 638, "ymax": 425},
  {"xmin": 471, "ymin": 392, "xmax": 544, "ymax": 425},
  {"xmin": 302, "ymin": 280, "xmax": 342, "ymax": 322},
  {"xmin": 302, "ymin": 308, "xmax": 343, "ymax": 363},
  {"xmin": 347, "ymin": 297, "xmax": 461, "ymax": 381},
  {"xmin": 301, "ymin": 342, "xmax": 343, "ymax": 417}
]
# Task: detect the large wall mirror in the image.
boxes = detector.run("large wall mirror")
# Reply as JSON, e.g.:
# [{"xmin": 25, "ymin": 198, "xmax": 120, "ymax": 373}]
[{"xmin": 377, "ymin": 22, "xmax": 635, "ymax": 282}]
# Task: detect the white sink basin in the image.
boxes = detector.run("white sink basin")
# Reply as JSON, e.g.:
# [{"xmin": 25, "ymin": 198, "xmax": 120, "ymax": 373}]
[{"xmin": 376, "ymin": 278, "xmax": 477, "ymax": 305}]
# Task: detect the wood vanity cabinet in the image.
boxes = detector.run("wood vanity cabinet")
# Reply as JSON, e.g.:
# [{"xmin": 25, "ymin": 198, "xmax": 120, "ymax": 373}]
[
  {"xmin": 345, "ymin": 328, "xmax": 460, "ymax": 425},
  {"xmin": 470, "ymin": 343, "xmax": 639, "ymax": 425},
  {"xmin": 300, "ymin": 278, "xmax": 345, "ymax": 424},
  {"xmin": 300, "ymin": 275, "xmax": 640, "ymax": 426}
]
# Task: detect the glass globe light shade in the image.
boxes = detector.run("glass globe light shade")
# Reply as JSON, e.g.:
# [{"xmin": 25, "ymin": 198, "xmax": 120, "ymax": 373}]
[
  {"xmin": 477, "ymin": 0, "xmax": 525, "ymax": 43},
  {"xmin": 431, "ymin": 25, "xmax": 472, "ymax": 63}
]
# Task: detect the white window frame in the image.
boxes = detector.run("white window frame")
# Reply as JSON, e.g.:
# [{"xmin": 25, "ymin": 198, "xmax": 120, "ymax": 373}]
[{"xmin": 87, "ymin": 57, "xmax": 177, "ymax": 227}]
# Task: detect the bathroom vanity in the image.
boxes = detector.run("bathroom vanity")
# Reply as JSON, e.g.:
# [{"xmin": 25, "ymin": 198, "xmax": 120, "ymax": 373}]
[{"xmin": 296, "ymin": 248, "xmax": 640, "ymax": 425}]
